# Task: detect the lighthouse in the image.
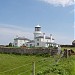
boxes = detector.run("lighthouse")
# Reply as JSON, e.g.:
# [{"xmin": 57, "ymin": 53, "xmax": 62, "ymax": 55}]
[{"xmin": 33, "ymin": 24, "xmax": 42, "ymax": 39}]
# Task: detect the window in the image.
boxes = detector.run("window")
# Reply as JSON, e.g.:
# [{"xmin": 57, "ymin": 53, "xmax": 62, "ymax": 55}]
[
  {"xmin": 15, "ymin": 43, "xmax": 17, "ymax": 45},
  {"xmin": 37, "ymin": 43, "xmax": 39, "ymax": 46},
  {"xmin": 26, "ymin": 44, "xmax": 28, "ymax": 46},
  {"xmin": 23, "ymin": 44, "xmax": 25, "ymax": 46},
  {"xmin": 37, "ymin": 39, "xmax": 39, "ymax": 41},
  {"xmin": 30, "ymin": 44, "xmax": 32, "ymax": 47},
  {"xmin": 35, "ymin": 28, "xmax": 41, "ymax": 31}
]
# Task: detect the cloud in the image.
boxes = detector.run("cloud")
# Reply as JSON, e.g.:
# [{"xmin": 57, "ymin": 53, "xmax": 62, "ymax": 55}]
[
  {"xmin": 0, "ymin": 24, "xmax": 33, "ymax": 45},
  {"xmin": 39, "ymin": 0, "xmax": 74, "ymax": 7},
  {"xmin": 0, "ymin": 24, "xmax": 73, "ymax": 45}
]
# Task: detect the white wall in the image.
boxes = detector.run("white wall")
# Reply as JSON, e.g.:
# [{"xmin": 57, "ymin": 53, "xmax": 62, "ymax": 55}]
[
  {"xmin": 34, "ymin": 38, "xmax": 47, "ymax": 47},
  {"xmin": 14, "ymin": 39, "xmax": 29, "ymax": 47},
  {"xmin": 34, "ymin": 31, "xmax": 42, "ymax": 39},
  {"xmin": 34, "ymin": 38, "xmax": 42, "ymax": 47},
  {"xmin": 34, "ymin": 37, "xmax": 55, "ymax": 47},
  {"xmin": 26, "ymin": 42, "xmax": 35, "ymax": 47},
  {"xmin": 44, "ymin": 38, "xmax": 54, "ymax": 43}
]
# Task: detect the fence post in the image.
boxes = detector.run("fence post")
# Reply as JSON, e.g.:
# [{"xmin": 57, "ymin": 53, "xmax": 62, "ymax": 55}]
[
  {"xmin": 32, "ymin": 62, "xmax": 35, "ymax": 75},
  {"xmin": 67, "ymin": 49, "xmax": 69, "ymax": 58}
]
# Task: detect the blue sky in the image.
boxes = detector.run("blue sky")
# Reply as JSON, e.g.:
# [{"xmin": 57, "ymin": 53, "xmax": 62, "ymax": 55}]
[{"xmin": 0, "ymin": 0, "xmax": 74, "ymax": 45}]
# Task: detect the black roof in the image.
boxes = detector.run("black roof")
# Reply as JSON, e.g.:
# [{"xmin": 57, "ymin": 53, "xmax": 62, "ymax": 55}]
[
  {"xmin": 46, "ymin": 42, "xmax": 58, "ymax": 45},
  {"xmin": 14, "ymin": 37, "xmax": 30, "ymax": 41},
  {"xmin": 35, "ymin": 36, "xmax": 54, "ymax": 40}
]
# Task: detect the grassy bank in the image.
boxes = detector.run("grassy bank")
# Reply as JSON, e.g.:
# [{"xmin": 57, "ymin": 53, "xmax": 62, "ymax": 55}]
[{"xmin": 0, "ymin": 53, "xmax": 75, "ymax": 75}]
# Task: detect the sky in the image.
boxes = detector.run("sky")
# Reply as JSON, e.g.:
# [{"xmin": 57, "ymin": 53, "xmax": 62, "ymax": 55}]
[{"xmin": 0, "ymin": 0, "xmax": 74, "ymax": 45}]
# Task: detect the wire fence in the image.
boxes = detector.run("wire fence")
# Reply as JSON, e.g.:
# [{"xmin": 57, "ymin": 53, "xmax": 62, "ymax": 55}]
[
  {"xmin": 0, "ymin": 52, "xmax": 64, "ymax": 75},
  {"xmin": 17, "ymin": 69, "xmax": 32, "ymax": 75},
  {"xmin": 0, "ymin": 62, "xmax": 32, "ymax": 73}
]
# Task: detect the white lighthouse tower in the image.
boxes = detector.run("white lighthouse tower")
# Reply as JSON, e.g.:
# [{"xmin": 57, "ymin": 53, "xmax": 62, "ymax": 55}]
[{"xmin": 33, "ymin": 24, "xmax": 42, "ymax": 39}]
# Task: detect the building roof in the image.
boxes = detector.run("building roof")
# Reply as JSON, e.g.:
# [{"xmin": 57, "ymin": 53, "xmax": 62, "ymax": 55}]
[
  {"xmin": 46, "ymin": 42, "xmax": 58, "ymax": 45},
  {"xmin": 14, "ymin": 37, "xmax": 30, "ymax": 41},
  {"xmin": 35, "ymin": 36, "xmax": 54, "ymax": 40},
  {"xmin": 27, "ymin": 40, "xmax": 35, "ymax": 43},
  {"xmin": 35, "ymin": 24, "xmax": 41, "ymax": 28}
]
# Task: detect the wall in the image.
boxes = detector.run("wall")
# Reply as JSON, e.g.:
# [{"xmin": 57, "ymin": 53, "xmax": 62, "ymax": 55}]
[{"xmin": 0, "ymin": 47, "xmax": 59, "ymax": 55}]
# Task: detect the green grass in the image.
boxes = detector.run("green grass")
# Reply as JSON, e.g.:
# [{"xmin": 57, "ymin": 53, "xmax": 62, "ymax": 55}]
[{"xmin": 0, "ymin": 53, "xmax": 75, "ymax": 75}]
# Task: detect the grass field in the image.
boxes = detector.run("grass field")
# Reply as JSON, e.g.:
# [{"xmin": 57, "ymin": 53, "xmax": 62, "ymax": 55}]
[{"xmin": 0, "ymin": 53, "xmax": 75, "ymax": 75}]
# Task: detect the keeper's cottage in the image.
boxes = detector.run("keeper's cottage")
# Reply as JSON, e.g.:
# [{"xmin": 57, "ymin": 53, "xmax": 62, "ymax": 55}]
[{"xmin": 14, "ymin": 25, "xmax": 59, "ymax": 47}]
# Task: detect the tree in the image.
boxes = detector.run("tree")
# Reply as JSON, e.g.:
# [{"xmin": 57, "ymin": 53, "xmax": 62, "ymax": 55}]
[
  {"xmin": 9, "ymin": 42, "xmax": 12, "ymax": 47},
  {"xmin": 72, "ymin": 40, "xmax": 75, "ymax": 46}
]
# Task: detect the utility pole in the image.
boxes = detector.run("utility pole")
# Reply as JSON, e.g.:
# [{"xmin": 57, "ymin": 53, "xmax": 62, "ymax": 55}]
[{"xmin": 32, "ymin": 62, "xmax": 35, "ymax": 75}]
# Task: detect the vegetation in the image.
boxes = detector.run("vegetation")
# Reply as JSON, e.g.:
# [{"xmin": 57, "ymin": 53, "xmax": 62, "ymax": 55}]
[
  {"xmin": 0, "ymin": 53, "xmax": 75, "ymax": 75},
  {"xmin": 61, "ymin": 47, "xmax": 75, "ymax": 51}
]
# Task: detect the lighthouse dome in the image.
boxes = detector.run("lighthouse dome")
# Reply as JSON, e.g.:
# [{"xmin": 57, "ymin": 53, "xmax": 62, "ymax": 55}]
[{"xmin": 35, "ymin": 24, "xmax": 41, "ymax": 28}]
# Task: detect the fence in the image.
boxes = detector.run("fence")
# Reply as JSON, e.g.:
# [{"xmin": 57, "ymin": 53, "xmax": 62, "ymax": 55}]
[
  {"xmin": 0, "ymin": 48, "xmax": 73, "ymax": 75},
  {"xmin": 63, "ymin": 49, "xmax": 75, "ymax": 58},
  {"xmin": 0, "ymin": 55, "xmax": 61, "ymax": 75}
]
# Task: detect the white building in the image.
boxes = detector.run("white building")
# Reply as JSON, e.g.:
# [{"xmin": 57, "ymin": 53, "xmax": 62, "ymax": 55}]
[
  {"xmin": 14, "ymin": 25, "xmax": 59, "ymax": 47},
  {"xmin": 14, "ymin": 37, "xmax": 30, "ymax": 47}
]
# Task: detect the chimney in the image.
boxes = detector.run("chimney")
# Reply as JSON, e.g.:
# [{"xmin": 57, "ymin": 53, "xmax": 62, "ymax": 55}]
[
  {"xmin": 16, "ymin": 35, "xmax": 18, "ymax": 38},
  {"xmin": 43, "ymin": 33, "xmax": 45, "ymax": 42},
  {"xmin": 50, "ymin": 34, "xmax": 52, "ymax": 42}
]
